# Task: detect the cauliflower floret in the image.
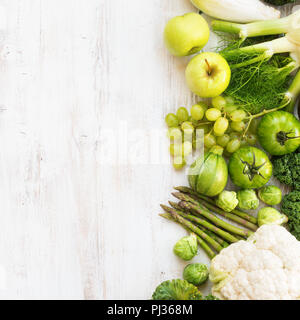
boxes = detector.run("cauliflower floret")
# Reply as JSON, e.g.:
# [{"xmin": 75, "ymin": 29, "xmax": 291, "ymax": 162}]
[{"xmin": 210, "ymin": 225, "xmax": 300, "ymax": 300}]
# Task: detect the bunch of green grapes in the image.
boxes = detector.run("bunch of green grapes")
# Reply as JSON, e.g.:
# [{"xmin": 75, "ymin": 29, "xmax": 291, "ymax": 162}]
[
  {"xmin": 165, "ymin": 96, "xmax": 259, "ymax": 169},
  {"xmin": 165, "ymin": 106, "xmax": 195, "ymax": 170}
]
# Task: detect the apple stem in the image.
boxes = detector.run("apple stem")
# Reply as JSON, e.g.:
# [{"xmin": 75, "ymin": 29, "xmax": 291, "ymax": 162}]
[{"xmin": 205, "ymin": 59, "xmax": 212, "ymax": 76}]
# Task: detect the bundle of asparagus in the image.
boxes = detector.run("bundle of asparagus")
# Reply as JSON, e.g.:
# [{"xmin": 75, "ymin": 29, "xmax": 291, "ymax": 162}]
[{"xmin": 160, "ymin": 186, "xmax": 258, "ymax": 259}]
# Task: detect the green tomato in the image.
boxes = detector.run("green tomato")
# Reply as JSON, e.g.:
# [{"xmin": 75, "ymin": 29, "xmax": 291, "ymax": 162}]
[
  {"xmin": 229, "ymin": 146, "xmax": 272, "ymax": 189},
  {"xmin": 183, "ymin": 263, "xmax": 209, "ymax": 286},
  {"xmin": 237, "ymin": 189, "xmax": 259, "ymax": 210},
  {"xmin": 258, "ymin": 185, "xmax": 282, "ymax": 206},
  {"xmin": 173, "ymin": 233, "xmax": 198, "ymax": 261},
  {"xmin": 257, "ymin": 207, "xmax": 288, "ymax": 227},
  {"xmin": 257, "ymin": 111, "xmax": 300, "ymax": 156}
]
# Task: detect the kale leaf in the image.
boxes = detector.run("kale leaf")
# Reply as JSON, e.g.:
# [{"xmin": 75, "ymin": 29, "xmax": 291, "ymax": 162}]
[
  {"xmin": 281, "ymin": 191, "xmax": 300, "ymax": 241},
  {"xmin": 272, "ymin": 148, "xmax": 300, "ymax": 190}
]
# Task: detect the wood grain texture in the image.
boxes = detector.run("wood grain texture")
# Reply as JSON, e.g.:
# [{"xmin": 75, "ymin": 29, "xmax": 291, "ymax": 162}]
[{"xmin": 0, "ymin": 0, "xmax": 298, "ymax": 300}]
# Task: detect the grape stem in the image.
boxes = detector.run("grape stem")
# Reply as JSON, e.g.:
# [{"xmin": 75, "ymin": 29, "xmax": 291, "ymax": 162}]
[{"xmin": 242, "ymin": 98, "xmax": 291, "ymax": 138}]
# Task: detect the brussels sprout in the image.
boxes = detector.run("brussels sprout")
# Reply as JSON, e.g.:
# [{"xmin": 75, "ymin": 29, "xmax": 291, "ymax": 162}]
[
  {"xmin": 257, "ymin": 207, "xmax": 288, "ymax": 227},
  {"xmin": 183, "ymin": 263, "xmax": 209, "ymax": 286},
  {"xmin": 258, "ymin": 185, "xmax": 282, "ymax": 206},
  {"xmin": 173, "ymin": 233, "xmax": 198, "ymax": 261},
  {"xmin": 237, "ymin": 189, "xmax": 259, "ymax": 210},
  {"xmin": 216, "ymin": 190, "xmax": 238, "ymax": 212}
]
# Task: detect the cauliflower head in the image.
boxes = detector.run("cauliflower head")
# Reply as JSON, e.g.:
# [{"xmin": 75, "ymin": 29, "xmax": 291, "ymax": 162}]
[{"xmin": 210, "ymin": 225, "xmax": 300, "ymax": 300}]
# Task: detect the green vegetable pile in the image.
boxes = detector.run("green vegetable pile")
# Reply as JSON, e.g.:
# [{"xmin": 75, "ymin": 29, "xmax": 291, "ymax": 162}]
[{"xmin": 157, "ymin": 0, "xmax": 300, "ymax": 301}]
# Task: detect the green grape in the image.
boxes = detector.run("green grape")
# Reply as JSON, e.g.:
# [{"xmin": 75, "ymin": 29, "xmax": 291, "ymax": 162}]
[
  {"xmin": 167, "ymin": 127, "xmax": 182, "ymax": 140},
  {"xmin": 181, "ymin": 121, "xmax": 194, "ymax": 131},
  {"xmin": 212, "ymin": 96, "xmax": 226, "ymax": 111},
  {"xmin": 210, "ymin": 145, "xmax": 224, "ymax": 155},
  {"xmin": 169, "ymin": 143, "xmax": 182, "ymax": 156},
  {"xmin": 249, "ymin": 118, "xmax": 260, "ymax": 134},
  {"xmin": 217, "ymin": 134, "xmax": 230, "ymax": 148},
  {"xmin": 165, "ymin": 113, "xmax": 179, "ymax": 127},
  {"xmin": 246, "ymin": 133, "xmax": 257, "ymax": 146},
  {"xmin": 230, "ymin": 109, "xmax": 247, "ymax": 122},
  {"xmin": 240, "ymin": 138, "xmax": 248, "ymax": 148},
  {"xmin": 214, "ymin": 117, "xmax": 229, "ymax": 136},
  {"xmin": 204, "ymin": 134, "xmax": 216, "ymax": 149},
  {"xmin": 229, "ymin": 132, "xmax": 241, "ymax": 140},
  {"xmin": 191, "ymin": 103, "xmax": 207, "ymax": 121},
  {"xmin": 183, "ymin": 141, "xmax": 193, "ymax": 157},
  {"xmin": 224, "ymin": 96, "xmax": 235, "ymax": 106},
  {"xmin": 226, "ymin": 138, "xmax": 241, "ymax": 153},
  {"xmin": 176, "ymin": 107, "xmax": 189, "ymax": 123},
  {"xmin": 205, "ymin": 108, "xmax": 221, "ymax": 122},
  {"xmin": 173, "ymin": 156, "xmax": 186, "ymax": 170},
  {"xmin": 224, "ymin": 104, "xmax": 238, "ymax": 114},
  {"xmin": 231, "ymin": 121, "xmax": 246, "ymax": 132}
]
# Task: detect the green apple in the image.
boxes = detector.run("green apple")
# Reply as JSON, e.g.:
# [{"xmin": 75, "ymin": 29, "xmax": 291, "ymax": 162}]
[
  {"xmin": 164, "ymin": 13, "xmax": 210, "ymax": 57},
  {"xmin": 185, "ymin": 52, "xmax": 231, "ymax": 98}
]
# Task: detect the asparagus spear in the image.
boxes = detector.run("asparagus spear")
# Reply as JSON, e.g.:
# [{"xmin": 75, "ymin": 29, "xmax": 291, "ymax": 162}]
[
  {"xmin": 173, "ymin": 192, "xmax": 254, "ymax": 238},
  {"xmin": 177, "ymin": 194, "xmax": 257, "ymax": 231},
  {"xmin": 160, "ymin": 205, "xmax": 224, "ymax": 253},
  {"xmin": 171, "ymin": 192, "xmax": 257, "ymax": 231},
  {"xmin": 200, "ymin": 199, "xmax": 257, "ymax": 231},
  {"xmin": 160, "ymin": 212, "xmax": 216, "ymax": 259},
  {"xmin": 175, "ymin": 186, "xmax": 257, "ymax": 225},
  {"xmin": 168, "ymin": 201, "xmax": 230, "ymax": 247}
]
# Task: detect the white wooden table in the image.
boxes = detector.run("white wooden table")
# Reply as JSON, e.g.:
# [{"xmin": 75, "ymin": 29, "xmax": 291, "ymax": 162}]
[{"xmin": 0, "ymin": 0, "xmax": 297, "ymax": 300}]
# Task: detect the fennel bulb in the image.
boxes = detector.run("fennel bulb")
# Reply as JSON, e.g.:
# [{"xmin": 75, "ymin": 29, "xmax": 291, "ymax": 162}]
[{"xmin": 190, "ymin": 0, "xmax": 280, "ymax": 23}]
